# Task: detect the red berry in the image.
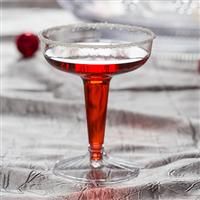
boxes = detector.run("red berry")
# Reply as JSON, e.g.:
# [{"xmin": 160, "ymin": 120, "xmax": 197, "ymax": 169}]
[{"xmin": 16, "ymin": 33, "xmax": 39, "ymax": 58}]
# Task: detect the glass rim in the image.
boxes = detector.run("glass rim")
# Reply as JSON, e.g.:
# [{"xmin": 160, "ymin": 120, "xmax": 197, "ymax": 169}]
[{"xmin": 39, "ymin": 23, "xmax": 156, "ymax": 49}]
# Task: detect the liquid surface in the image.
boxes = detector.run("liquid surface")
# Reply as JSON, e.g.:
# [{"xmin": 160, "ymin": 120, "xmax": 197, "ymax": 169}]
[{"xmin": 45, "ymin": 45, "xmax": 149, "ymax": 77}]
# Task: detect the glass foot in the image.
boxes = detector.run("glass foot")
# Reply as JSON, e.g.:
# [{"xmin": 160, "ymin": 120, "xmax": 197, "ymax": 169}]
[{"xmin": 53, "ymin": 153, "xmax": 139, "ymax": 185}]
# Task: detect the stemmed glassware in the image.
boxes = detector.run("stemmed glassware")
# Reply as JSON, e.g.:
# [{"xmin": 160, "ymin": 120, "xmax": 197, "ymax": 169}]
[{"xmin": 40, "ymin": 23, "xmax": 155, "ymax": 185}]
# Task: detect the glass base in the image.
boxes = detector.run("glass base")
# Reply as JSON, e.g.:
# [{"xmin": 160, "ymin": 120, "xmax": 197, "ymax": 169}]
[{"xmin": 53, "ymin": 153, "xmax": 139, "ymax": 186}]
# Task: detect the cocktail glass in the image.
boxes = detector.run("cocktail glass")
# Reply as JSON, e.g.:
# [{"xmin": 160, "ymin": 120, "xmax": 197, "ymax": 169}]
[{"xmin": 40, "ymin": 23, "xmax": 155, "ymax": 185}]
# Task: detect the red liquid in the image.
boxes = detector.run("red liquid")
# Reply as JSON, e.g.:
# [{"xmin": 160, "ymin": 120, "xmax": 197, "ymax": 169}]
[
  {"xmin": 45, "ymin": 46, "xmax": 149, "ymax": 160},
  {"xmin": 45, "ymin": 52, "xmax": 148, "ymax": 77}
]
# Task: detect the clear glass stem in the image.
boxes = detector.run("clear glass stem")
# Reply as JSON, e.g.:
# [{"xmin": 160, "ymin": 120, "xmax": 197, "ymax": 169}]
[{"xmin": 83, "ymin": 76, "xmax": 111, "ymax": 165}]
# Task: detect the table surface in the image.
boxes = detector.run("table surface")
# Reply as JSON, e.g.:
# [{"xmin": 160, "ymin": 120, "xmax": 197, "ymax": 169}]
[{"xmin": 1, "ymin": 8, "xmax": 200, "ymax": 200}]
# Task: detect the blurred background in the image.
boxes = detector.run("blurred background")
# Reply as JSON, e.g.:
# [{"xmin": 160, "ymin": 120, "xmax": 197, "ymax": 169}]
[
  {"xmin": 1, "ymin": 0, "xmax": 200, "ymax": 117},
  {"xmin": 1, "ymin": 1, "xmax": 200, "ymax": 198}
]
